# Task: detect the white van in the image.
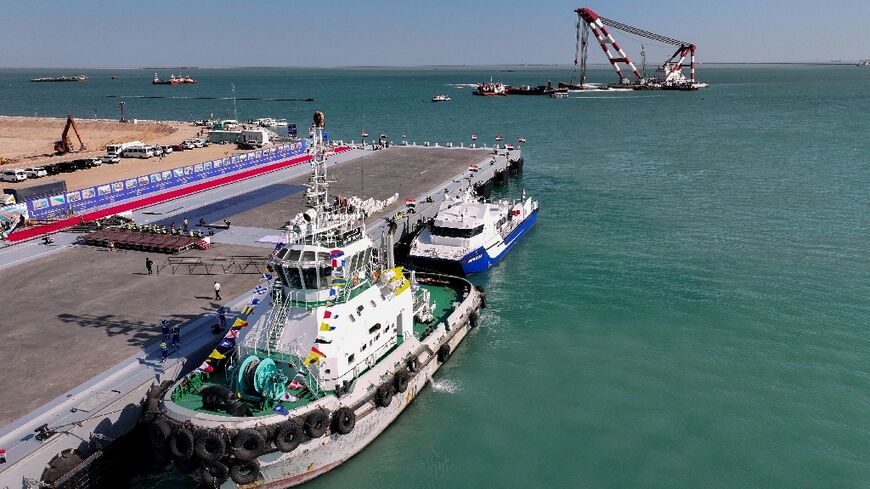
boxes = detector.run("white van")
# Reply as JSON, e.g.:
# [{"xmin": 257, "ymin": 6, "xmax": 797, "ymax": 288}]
[
  {"xmin": 0, "ymin": 169, "xmax": 28, "ymax": 182},
  {"xmin": 107, "ymin": 140, "xmax": 146, "ymax": 156},
  {"xmin": 121, "ymin": 146, "xmax": 154, "ymax": 159}
]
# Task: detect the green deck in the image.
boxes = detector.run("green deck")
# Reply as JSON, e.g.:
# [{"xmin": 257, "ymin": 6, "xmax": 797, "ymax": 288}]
[{"xmin": 171, "ymin": 283, "xmax": 461, "ymax": 417}]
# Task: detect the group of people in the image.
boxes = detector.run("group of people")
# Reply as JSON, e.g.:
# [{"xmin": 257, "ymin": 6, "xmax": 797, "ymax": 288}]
[
  {"xmin": 159, "ymin": 319, "xmax": 182, "ymax": 363},
  {"xmin": 159, "ymin": 306, "xmax": 229, "ymax": 363}
]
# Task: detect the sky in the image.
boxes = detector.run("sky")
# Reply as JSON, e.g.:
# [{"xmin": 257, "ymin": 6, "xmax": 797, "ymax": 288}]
[{"xmin": 1, "ymin": 0, "xmax": 868, "ymax": 68}]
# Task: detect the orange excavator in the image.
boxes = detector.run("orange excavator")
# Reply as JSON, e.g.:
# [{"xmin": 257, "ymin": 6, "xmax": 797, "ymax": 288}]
[{"xmin": 54, "ymin": 114, "xmax": 86, "ymax": 155}]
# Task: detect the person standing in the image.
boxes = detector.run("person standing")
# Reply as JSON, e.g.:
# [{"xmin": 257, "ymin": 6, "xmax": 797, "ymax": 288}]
[
  {"xmin": 218, "ymin": 306, "xmax": 227, "ymax": 329},
  {"xmin": 182, "ymin": 218, "xmax": 189, "ymax": 232},
  {"xmin": 160, "ymin": 319, "xmax": 171, "ymax": 343},
  {"xmin": 160, "ymin": 340, "xmax": 168, "ymax": 363},
  {"xmin": 213, "ymin": 281, "xmax": 222, "ymax": 300},
  {"xmin": 145, "ymin": 257, "xmax": 153, "ymax": 275},
  {"xmin": 171, "ymin": 324, "xmax": 180, "ymax": 350}
]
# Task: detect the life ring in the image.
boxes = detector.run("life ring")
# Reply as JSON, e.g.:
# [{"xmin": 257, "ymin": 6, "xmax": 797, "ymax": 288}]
[
  {"xmin": 393, "ymin": 369, "xmax": 410, "ymax": 393},
  {"xmin": 230, "ymin": 458, "xmax": 261, "ymax": 485},
  {"xmin": 168, "ymin": 428, "xmax": 195, "ymax": 460},
  {"xmin": 200, "ymin": 461, "xmax": 230, "ymax": 486},
  {"xmin": 232, "ymin": 429, "xmax": 266, "ymax": 462},
  {"xmin": 148, "ymin": 419, "xmax": 173, "ymax": 448},
  {"xmin": 273, "ymin": 418, "xmax": 303, "ymax": 452},
  {"xmin": 375, "ymin": 384, "xmax": 394, "ymax": 408},
  {"xmin": 304, "ymin": 410, "xmax": 329, "ymax": 438},
  {"xmin": 194, "ymin": 430, "xmax": 227, "ymax": 462},
  {"xmin": 437, "ymin": 344, "xmax": 451, "ymax": 363},
  {"xmin": 332, "ymin": 407, "xmax": 356, "ymax": 435}
]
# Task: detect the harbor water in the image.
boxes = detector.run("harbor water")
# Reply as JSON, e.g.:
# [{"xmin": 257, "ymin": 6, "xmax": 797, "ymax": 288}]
[{"xmin": 2, "ymin": 65, "xmax": 869, "ymax": 488}]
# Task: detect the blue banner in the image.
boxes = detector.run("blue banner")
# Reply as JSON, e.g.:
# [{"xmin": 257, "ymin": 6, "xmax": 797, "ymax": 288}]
[{"xmin": 28, "ymin": 141, "xmax": 308, "ymax": 220}]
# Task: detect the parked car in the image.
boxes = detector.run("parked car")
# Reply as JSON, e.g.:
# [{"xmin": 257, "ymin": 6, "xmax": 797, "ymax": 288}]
[
  {"xmin": 24, "ymin": 167, "xmax": 48, "ymax": 179},
  {"xmin": 42, "ymin": 164, "xmax": 61, "ymax": 175},
  {"xmin": 57, "ymin": 161, "xmax": 78, "ymax": 173},
  {"xmin": 148, "ymin": 145, "xmax": 164, "ymax": 157},
  {"xmin": 161, "ymin": 145, "xmax": 174, "ymax": 154},
  {"xmin": 86, "ymin": 157, "xmax": 103, "ymax": 167},
  {"xmin": 179, "ymin": 140, "xmax": 196, "ymax": 150},
  {"xmin": 184, "ymin": 139, "xmax": 203, "ymax": 148},
  {"xmin": 0, "ymin": 169, "xmax": 27, "ymax": 182},
  {"xmin": 101, "ymin": 154, "xmax": 120, "ymax": 164},
  {"xmin": 193, "ymin": 138, "xmax": 209, "ymax": 147}
]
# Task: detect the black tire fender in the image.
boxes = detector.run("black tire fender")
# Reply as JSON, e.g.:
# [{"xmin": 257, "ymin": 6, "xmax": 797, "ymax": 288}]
[
  {"xmin": 232, "ymin": 428, "xmax": 266, "ymax": 462},
  {"xmin": 406, "ymin": 356, "xmax": 419, "ymax": 372},
  {"xmin": 273, "ymin": 418, "xmax": 304, "ymax": 452},
  {"xmin": 375, "ymin": 384, "xmax": 394, "ymax": 408},
  {"xmin": 194, "ymin": 429, "xmax": 227, "ymax": 462},
  {"xmin": 230, "ymin": 458, "xmax": 261, "ymax": 485},
  {"xmin": 437, "ymin": 344, "xmax": 451, "ymax": 363},
  {"xmin": 304, "ymin": 409, "xmax": 329, "ymax": 438},
  {"xmin": 332, "ymin": 407, "xmax": 356, "ymax": 435},
  {"xmin": 167, "ymin": 428, "xmax": 195, "ymax": 460},
  {"xmin": 394, "ymin": 369, "xmax": 410, "ymax": 393},
  {"xmin": 200, "ymin": 461, "xmax": 230, "ymax": 486},
  {"xmin": 148, "ymin": 419, "xmax": 173, "ymax": 448}
]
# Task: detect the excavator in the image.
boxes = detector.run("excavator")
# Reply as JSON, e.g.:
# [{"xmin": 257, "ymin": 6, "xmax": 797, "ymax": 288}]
[{"xmin": 54, "ymin": 114, "xmax": 86, "ymax": 155}]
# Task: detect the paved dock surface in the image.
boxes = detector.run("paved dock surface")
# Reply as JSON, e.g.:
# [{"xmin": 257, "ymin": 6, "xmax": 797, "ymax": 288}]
[
  {"xmin": 0, "ymin": 145, "xmax": 497, "ymax": 428},
  {"xmin": 0, "ymin": 243, "xmax": 264, "ymax": 425},
  {"xmin": 228, "ymin": 147, "xmax": 488, "ymax": 229}
]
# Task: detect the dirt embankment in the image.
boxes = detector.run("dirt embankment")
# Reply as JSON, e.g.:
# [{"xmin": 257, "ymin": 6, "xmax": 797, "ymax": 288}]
[{"xmin": 0, "ymin": 116, "xmax": 200, "ymax": 166}]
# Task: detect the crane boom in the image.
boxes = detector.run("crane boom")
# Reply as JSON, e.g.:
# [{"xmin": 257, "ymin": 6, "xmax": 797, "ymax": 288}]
[{"xmin": 574, "ymin": 7, "xmax": 698, "ymax": 85}]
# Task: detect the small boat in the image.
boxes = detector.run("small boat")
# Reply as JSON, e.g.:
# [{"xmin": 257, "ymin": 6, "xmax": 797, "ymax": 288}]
[
  {"xmin": 495, "ymin": 135, "xmax": 503, "ymax": 141},
  {"xmin": 431, "ymin": 94, "xmax": 451, "ymax": 102},
  {"xmin": 517, "ymin": 137, "xmax": 527, "ymax": 143},
  {"xmin": 153, "ymin": 73, "xmax": 197, "ymax": 85},
  {"xmin": 409, "ymin": 189, "xmax": 539, "ymax": 275},
  {"xmin": 361, "ymin": 130, "xmax": 369, "ymax": 138}
]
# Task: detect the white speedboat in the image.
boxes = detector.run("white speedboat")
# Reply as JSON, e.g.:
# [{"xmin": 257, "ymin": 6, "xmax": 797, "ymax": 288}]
[{"xmin": 409, "ymin": 189, "xmax": 538, "ymax": 275}]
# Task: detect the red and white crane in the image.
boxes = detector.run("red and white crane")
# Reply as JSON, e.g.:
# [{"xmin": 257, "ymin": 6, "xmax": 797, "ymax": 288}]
[{"xmin": 573, "ymin": 7, "xmax": 703, "ymax": 89}]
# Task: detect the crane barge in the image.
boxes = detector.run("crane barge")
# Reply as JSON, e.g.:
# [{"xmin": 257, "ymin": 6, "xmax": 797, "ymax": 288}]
[{"xmin": 561, "ymin": 7, "xmax": 708, "ymax": 91}]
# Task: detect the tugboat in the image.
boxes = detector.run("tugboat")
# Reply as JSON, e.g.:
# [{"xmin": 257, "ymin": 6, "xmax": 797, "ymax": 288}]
[
  {"xmin": 409, "ymin": 188, "xmax": 538, "ymax": 275},
  {"xmin": 149, "ymin": 111, "xmax": 483, "ymax": 487}
]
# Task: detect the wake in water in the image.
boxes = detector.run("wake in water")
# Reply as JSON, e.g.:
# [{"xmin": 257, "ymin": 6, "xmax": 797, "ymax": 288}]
[
  {"xmin": 446, "ymin": 83, "xmax": 478, "ymax": 89},
  {"xmin": 430, "ymin": 377, "xmax": 462, "ymax": 394}
]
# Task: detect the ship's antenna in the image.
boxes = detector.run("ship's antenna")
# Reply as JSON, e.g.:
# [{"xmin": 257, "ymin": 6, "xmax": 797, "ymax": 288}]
[{"xmin": 307, "ymin": 111, "xmax": 329, "ymax": 226}]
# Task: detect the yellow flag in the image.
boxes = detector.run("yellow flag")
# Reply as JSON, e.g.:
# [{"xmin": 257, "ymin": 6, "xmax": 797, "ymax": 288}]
[
  {"xmin": 240, "ymin": 305, "xmax": 254, "ymax": 316},
  {"xmin": 208, "ymin": 350, "xmax": 226, "ymax": 360},
  {"xmin": 303, "ymin": 352, "xmax": 320, "ymax": 365}
]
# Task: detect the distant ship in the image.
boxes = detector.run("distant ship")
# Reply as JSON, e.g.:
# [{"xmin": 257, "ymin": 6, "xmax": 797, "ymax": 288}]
[
  {"xmin": 30, "ymin": 75, "xmax": 89, "ymax": 82},
  {"xmin": 473, "ymin": 78, "xmax": 508, "ymax": 96},
  {"xmin": 152, "ymin": 73, "xmax": 197, "ymax": 85}
]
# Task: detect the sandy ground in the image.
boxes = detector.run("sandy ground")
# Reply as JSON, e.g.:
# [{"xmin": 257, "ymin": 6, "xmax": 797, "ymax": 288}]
[
  {"xmin": 0, "ymin": 116, "xmax": 255, "ymax": 191},
  {"xmin": 0, "ymin": 116, "xmax": 201, "ymax": 164}
]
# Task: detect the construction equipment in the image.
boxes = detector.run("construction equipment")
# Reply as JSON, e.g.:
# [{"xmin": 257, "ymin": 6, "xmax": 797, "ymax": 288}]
[
  {"xmin": 568, "ymin": 7, "xmax": 707, "ymax": 90},
  {"xmin": 53, "ymin": 114, "xmax": 86, "ymax": 155}
]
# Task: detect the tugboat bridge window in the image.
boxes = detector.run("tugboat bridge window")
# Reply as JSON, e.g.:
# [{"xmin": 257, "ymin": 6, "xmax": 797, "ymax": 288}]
[{"xmin": 431, "ymin": 224, "xmax": 484, "ymax": 238}]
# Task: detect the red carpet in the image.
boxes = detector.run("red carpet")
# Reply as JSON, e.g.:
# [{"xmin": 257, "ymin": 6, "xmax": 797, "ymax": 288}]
[{"xmin": 7, "ymin": 146, "xmax": 352, "ymax": 243}]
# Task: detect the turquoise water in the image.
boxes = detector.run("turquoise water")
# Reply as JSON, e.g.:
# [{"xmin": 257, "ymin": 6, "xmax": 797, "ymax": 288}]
[{"xmin": 4, "ymin": 66, "xmax": 870, "ymax": 488}]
